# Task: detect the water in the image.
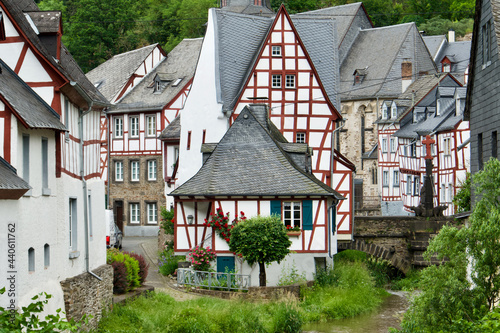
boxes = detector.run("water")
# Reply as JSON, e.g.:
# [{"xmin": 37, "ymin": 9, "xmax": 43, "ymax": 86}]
[{"xmin": 302, "ymin": 291, "xmax": 409, "ymax": 333}]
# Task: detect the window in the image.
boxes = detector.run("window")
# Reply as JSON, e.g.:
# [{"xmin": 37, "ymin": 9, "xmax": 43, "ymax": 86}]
[
  {"xmin": 372, "ymin": 168, "xmax": 378, "ymax": 184},
  {"xmin": 406, "ymin": 175, "xmax": 412, "ymax": 194},
  {"xmin": 28, "ymin": 248, "xmax": 35, "ymax": 272},
  {"xmin": 443, "ymin": 137, "xmax": 451, "ymax": 155},
  {"xmin": 272, "ymin": 45, "xmax": 281, "ymax": 56},
  {"xmin": 382, "ymin": 138, "xmax": 388, "ymax": 153},
  {"xmin": 130, "ymin": 203, "xmax": 140, "ymax": 224},
  {"xmin": 296, "ymin": 132, "xmax": 306, "ymax": 143},
  {"xmin": 482, "ymin": 21, "xmax": 491, "ymax": 65},
  {"xmin": 383, "ymin": 171, "xmax": 389, "ymax": 187},
  {"xmin": 44, "ymin": 244, "xmax": 50, "ymax": 268},
  {"xmin": 403, "ymin": 145, "xmax": 408, "ymax": 157},
  {"xmin": 69, "ymin": 198, "xmax": 77, "ymax": 251},
  {"xmin": 478, "ymin": 133, "xmax": 484, "ymax": 170},
  {"xmin": 130, "ymin": 116, "xmax": 139, "ymax": 138},
  {"xmin": 22, "ymin": 134, "xmax": 30, "ymax": 183},
  {"xmin": 187, "ymin": 131, "xmax": 191, "ymax": 150},
  {"xmin": 114, "ymin": 117, "xmax": 123, "ymax": 138},
  {"xmin": 146, "ymin": 116, "xmax": 156, "ymax": 137},
  {"xmin": 448, "ymin": 184, "xmax": 453, "ymax": 203},
  {"xmin": 270, "ymin": 200, "xmax": 313, "ymax": 230},
  {"xmin": 131, "ymin": 161, "xmax": 139, "ymax": 181},
  {"xmin": 413, "ymin": 176, "xmax": 420, "ymax": 196},
  {"xmin": 393, "ymin": 170, "xmax": 399, "ymax": 186},
  {"xmin": 441, "ymin": 184, "xmax": 446, "ymax": 203},
  {"xmin": 42, "ymin": 137, "xmax": 49, "ymax": 195},
  {"xmin": 283, "ymin": 202, "xmax": 301, "ymax": 229},
  {"xmin": 442, "ymin": 62, "xmax": 451, "ymax": 72},
  {"xmin": 147, "ymin": 203, "xmax": 158, "ymax": 224},
  {"xmin": 391, "ymin": 105, "xmax": 397, "ymax": 118},
  {"xmin": 0, "ymin": 12, "xmax": 6, "ymax": 41},
  {"xmin": 492, "ymin": 131, "xmax": 498, "ymax": 159},
  {"xmin": 411, "ymin": 142, "xmax": 416, "ymax": 157},
  {"xmin": 148, "ymin": 160, "xmax": 157, "ymax": 181},
  {"xmin": 115, "ymin": 161, "xmax": 123, "ymax": 181},
  {"xmin": 390, "ymin": 138, "xmax": 396, "ymax": 153},
  {"xmin": 382, "ymin": 105, "xmax": 388, "ymax": 119},
  {"xmin": 272, "ymin": 74, "xmax": 281, "ymax": 88},
  {"xmin": 285, "ymin": 75, "xmax": 295, "ymax": 88}
]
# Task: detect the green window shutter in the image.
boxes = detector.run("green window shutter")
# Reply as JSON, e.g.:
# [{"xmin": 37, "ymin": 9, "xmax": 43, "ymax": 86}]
[
  {"xmin": 302, "ymin": 200, "xmax": 313, "ymax": 230},
  {"xmin": 270, "ymin": 200, "xmax": 281, "ymax": 217}
]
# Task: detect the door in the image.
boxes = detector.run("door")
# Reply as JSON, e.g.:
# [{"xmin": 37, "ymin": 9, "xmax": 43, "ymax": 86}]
[
  {"xmin": 115, "ymin": 201, "xmax": 124, "ymax": 234},
  {"xmin": 217, "ymin": 256, "xmax": 235, "ymax": 273}
]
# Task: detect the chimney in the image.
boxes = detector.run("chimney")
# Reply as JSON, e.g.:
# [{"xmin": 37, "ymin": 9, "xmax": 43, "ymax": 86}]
[
  {"xmin": 401, "ymin": 60, "xmax": 413, "ymax": 93},
  {"xmin": 448, "ymin": 29, "xmax": 455, "ymax": 43}
]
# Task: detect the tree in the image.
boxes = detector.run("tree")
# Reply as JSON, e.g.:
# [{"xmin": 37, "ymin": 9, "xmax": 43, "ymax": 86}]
[
  {"xmin": 229, "ymin": 215, "xmax": 292, "ymax": 286},
  {"xmin": 400, "ymin": 158, "xmax": 500, "ymax": 332},
  {"xmin": 453, "ymin": 172, "xmax": 471, "ymax": 213}
]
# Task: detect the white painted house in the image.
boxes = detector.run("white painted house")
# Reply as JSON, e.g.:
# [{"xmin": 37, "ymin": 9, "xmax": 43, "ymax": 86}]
[{"xmin": 0, "ymin": 0, "xmax": 109, "ymax": 321}]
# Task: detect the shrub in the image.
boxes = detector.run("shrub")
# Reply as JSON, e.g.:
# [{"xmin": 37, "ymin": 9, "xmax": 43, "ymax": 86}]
[
  {"xmin": 107, "ymin": 248, "xmax": 141, "ymax": 293},
  {"xmin": 125, "ymin": 252, "xmax": 149, "ymax": 286},
  {"xmin": 313, "ymin": 265, "xmax": 338, "ymax": 287},
  {"xmin": 187, "ymin": 246, "xmax": 216, "ymax": 271},
  {"xmin": 111, "ymin": 261, "xmax": 129, "ymax": 294},
  {"xmin": 159, "ymin": 249, "xmax": 185, "ymax": 276},
  {"xmin": 273, "ymin": 301, "xmax": 303, "ymax": 333},
  {"xmin": 160, "ymin": 207, "xmax": 174, "ymax": 235}
]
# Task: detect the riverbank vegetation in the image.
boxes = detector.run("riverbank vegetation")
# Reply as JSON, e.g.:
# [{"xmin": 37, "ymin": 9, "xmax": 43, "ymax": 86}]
[
  {"xmin": 394, "ymin": 158, "xmax": 500, "ymax": 332},
  {"xmin": 95, "ymin": 254, "xmax": 388, "ymax": 332}
]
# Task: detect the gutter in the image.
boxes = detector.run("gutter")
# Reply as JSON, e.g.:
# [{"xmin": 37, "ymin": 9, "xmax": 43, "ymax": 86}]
[{"xmin": 327, "ymin": 199, "xmax": 339, "ymax": 259}]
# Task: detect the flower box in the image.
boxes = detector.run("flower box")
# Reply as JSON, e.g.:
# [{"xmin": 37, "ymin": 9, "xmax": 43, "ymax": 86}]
[{"xmin": 286, "ymin": 231, "xmax": 301, "ymax": 237}]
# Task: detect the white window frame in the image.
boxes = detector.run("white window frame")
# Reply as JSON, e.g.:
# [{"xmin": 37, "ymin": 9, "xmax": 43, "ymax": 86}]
[
  {"xmin": 382, "ymin": 105, "xmax": 388, "ymax": 119},
  {"xmin": 272, "ymin": 45, "xmax": 282, "ymax": 57},
  {"xmin": 272, "ymin": 74, "xmax": 281, "ymax": 88},
  {"xmin": 283, "ymin": 201, "xmax": 301, "ymax": 229},
  {"xmin": 146, "ymin": 115, "xmax": 156, "ymax": 137},
  {"xmin": 448, "ymin": 183, "xmax": 453, "ymax": 203},
  {"xmin": 441, "ymin": 184, "xmax": 446, "ymax": 203},
  {"xmin": 390, "ymin": 138, "xmax": 396, "ymax": 153},
  {"xmin": 443, "ymin": 137, "xmax": 451, "ymax": 156},
  {"xmin": 393, "ymin": 170, "xmax": 399, "ymax": 186},
  {"xmin": 147, "ymin": 202, "xmax": 158, "ymax": 224},
  {"xmin": 285, "ymin": 74, "xmax": 295, "ymax": 88},
  {"xmin": 114, "ymin": 117, "xmax": 123, "ymax": 138},
  {"xmin": 131, "ymin": 161, "xmax": 139, "ymax": 182},
  {"xmin": 130, "ymin": 203, "xmax": 140, "ymax": 224},
  {"xmin": 115, "ymin": 161, "xmax": 123, "ymax": 182},
  {"xmin": 414, "ymin": 176, "xmax": 420, "ymax": 196},
  {"xmin": 383, "ymin": 171, "xmax": 389, "ymax": 187},
  {"xmin": 391, "ymin": 105, "xmax": 397, "ymax": 118},
  {"xmin": 147, "ymin": 160, "xmax": 157, "ymax": 181},
  {"xmin": 406, "ymin": 175, "xmax": 412, "ymax": 194},
  {"xmin": 382, "ymin": 138, "xmax": 388, "ymax": 153},
  {"xmin": 130, "ymin": 116, "xmax": 139, "ymax": 138},
  {"xmin": 296, "ymin": 132, "xmax": 306, "ymax": 144}
]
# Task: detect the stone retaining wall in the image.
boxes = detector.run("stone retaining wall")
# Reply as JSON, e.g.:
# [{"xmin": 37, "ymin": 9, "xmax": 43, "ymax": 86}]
[{"xmin": 60, "ymin": 264, "xmax": 113, "ymax": 331}]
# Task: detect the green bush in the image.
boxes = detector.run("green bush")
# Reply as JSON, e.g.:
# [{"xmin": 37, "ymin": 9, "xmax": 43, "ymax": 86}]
[
  {"xmin": 160, "ymin": 207, "xmax": 174, "ymax": 235},
  {"xmin": 158, "ymin": 249, "xmax": 185, "ymax": 276},
  {"xmin": 277, "ymin": 261, "xmax": 307, "ymax": 286},
  {"xmin": 273, "ymin": 301, "xmax": 303, "ymax": 333},
  {"xmin": 107, "ymin": 248, "xmax": 141, "ymax": 292},
  {"xmin": 313, "ymin": 265, "xmax": 338, "ymax": 287}
]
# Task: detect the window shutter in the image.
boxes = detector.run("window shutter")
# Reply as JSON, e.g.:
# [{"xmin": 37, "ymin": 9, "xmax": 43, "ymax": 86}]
[
  {"xmin": 302, "ymin": 200, "xmax": 313, "ymax": 230},
  {"xmin": 270, "ymin": 200, "xmax": 281, "ymax": 217}
]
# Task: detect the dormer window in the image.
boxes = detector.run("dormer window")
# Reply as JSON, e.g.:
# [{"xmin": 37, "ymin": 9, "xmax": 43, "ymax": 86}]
[
  {"xmin": 155, "ymin": 81, "xmax": 160, "ymax": 92},
  {"xmin": 272, "ymin": 45, "xmax": 282, "ymax": 57},
  {"xmin": 172, "ymin": 78, "xmax": 183, "ymax": 87},
  {"xmin": 455, "ymin": 97, "xmax": 461, "ymax": 116},
  {"xmin": 353, "ymin": 68, "xmax": 367, "ymax": 85},
  {"xmin": 442, "ymin": 62, "xmax": 451, "ymax": 73},
  {"xmin": 152, "ymin": 73, "xmax": 171, "ymax": 93},
  {"xmin": 391, "ymin": 103, "xmax": 397, "ymax": 118},
  {"xmin": 382, "ymin": 104, "xmax": 388, "ymax": 119}
]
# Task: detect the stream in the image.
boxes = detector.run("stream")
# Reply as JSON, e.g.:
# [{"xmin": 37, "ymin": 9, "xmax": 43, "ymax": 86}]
[{"xmin": 302, "ymin": 291, "xmax": 410, "ymax": 333}]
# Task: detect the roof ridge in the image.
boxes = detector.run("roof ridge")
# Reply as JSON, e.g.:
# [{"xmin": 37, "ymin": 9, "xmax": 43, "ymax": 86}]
[{"xmin": 113, "ymin": 43, "xmax": 159, "ymax": 59}]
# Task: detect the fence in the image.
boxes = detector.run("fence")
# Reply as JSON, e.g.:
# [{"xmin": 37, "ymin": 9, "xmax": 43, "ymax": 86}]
[{"xmin": 177, "ymin": 268, "xmax": 251, "ymax": 291}]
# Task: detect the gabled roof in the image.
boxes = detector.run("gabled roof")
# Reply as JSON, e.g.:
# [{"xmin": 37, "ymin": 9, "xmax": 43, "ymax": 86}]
[
  {"xmin": 435, "ymin": 41, "xmax": 471, "ymax": 75},
  {"xmin": 423, "ymin": 35, "xmax": 447, "ymax": 60},
  {"xmin": 0, "ymin": 0, "xmax": 108, "ymax": 106},
  {"xmin": 221, "ymin": 0, "xmax": 274, "ymax": 16},
  {"xmin": 0, "ymin": 59, "xmax": 66, "ymax": 131},
  {"xmin": 159, "ymin": 116, "xmax": 181, "ymax": 141},
  {"xmin": 86, "ymin": 44, "xmax": 161, "ymax": 102},
  {"xmin": 115, "ymin": 38, "xmax": 203, "ymax": 110},
  {"xmin": 26, "ymin": 10, "xmax": 61, "ymax": 33},
  {"xmin": 339, "ymin": 23, "xmax": 416, "ymax": 100},
  {"xmin": 0, "ymin": 157, "xmax": 31, "ymax": 200},
  {"xmin": 214, "ymin": 7, "xmax": 340, "ymax": 111},
  {"xmin": 171, "ymin": 105, "xmax": 344, "ymax": 199}
]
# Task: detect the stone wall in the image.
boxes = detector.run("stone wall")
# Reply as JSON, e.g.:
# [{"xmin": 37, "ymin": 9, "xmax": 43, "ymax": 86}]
[{"xmin": 60, "ymin": 264, "xmax": 113, "ymax": 331}]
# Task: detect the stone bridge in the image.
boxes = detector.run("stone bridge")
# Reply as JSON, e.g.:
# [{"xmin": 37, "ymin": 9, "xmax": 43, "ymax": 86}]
[{"xmin": 338, "ymin": 216, "xmax": 463, "ymax": 274}]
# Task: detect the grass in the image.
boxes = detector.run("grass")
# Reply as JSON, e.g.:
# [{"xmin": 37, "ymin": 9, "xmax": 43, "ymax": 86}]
[{"xmin": 95, "ymin": 257, "xmax": 387, "ymax": 332}]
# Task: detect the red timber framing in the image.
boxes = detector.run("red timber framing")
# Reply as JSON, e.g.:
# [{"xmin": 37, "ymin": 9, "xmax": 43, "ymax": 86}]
[
  {"xmin": 379, "ymin": 123, "xmax": 401, "ymax": 201},
  {"xmin": 332, "ymin": 149, "xmax": 354, "ymax": 235},
  {"xmin": 99, "ymin": 116, "xmax": 109, "ymax": 181},
  {"xmin": 173, "ymin": 197, "xmax": 331, "ymax": 254},
  {"xmin": 229, "ymin": 7, "xmax": 351, "ymax": 235},
  {"xmin": 0, "ymin": 102, "xmax": 12, "ymax": 163},
  {"xmin": 162, "ymin": 79, "xmax": 193, "ymax": 127}
]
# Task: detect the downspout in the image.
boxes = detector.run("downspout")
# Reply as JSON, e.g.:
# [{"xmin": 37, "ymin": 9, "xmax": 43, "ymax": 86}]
[
  {"xmin": 330, "ymin": 119, "xmax": 347, "ymax": 243},
  {"xmin": 105, "ymin": 110, "xmax": 110, "ymax": 209},
  {"xmin": 72, "ymin": 81, "xmax": 109, "ymax": 281},
  {"xmin": 327, "ymin": 199, "xmax": 339, "ymax": 259}
]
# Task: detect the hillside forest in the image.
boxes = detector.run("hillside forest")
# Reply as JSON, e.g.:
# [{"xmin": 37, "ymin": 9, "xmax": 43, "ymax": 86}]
[{"xmin": 35, "ymin": 0, "xmax": 475, "ymax": 72}]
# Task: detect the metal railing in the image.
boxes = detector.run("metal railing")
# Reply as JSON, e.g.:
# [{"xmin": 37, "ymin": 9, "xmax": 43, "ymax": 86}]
[{"xmin": 177, "ymin": 268, "xmax": 251, "ymax": 291}]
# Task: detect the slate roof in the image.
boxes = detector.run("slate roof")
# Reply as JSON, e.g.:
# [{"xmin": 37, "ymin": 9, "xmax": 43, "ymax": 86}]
[
  {"xmin": 115, "ymin": 39, "xmax": 203, "ymax": 110},
  {"xmin": 1, "ymin": 0, "xmax": 108, "ymax": 106},
  {"xmin": 220, "ymin": 0, "xmax": 274, "ymax": 16},
  {"xmin": 171, "ymin": 105, "xmax": 344, "ymax": 199},
  {"xmin": 0, "ymin": 59, "xmax": 66, "ymax": 130},
  {"xmin": 0, "ymin": 157, "xmax": 31, "ymax": 199},
  {"xmin": 295, "ymin": 2, "xmax": 371, "ymax": 46},
  {"xmin": 26, "ymin": 11, "xmax": 60, "ymax": 33},
  {"xmin": 215, "ymin": 8, "xmax": 340, "ymax": 111},
  {"xmin": 435, "ymin": 41, "xmax": 471, "ymax": 75},
  {"xmin": 159, "ymin": 116, "xmax": 181, "ymax": 141},
  {"xmin": 423, "ymin": 35, "xmax": 446, "ymax": 60},
  {"xmin": 339, "ymin": 23, "xmax": 414, "ymax": 100},
  {"xmin": 86, "ymin": 44, "xmax": 160, "ymax": 102}
]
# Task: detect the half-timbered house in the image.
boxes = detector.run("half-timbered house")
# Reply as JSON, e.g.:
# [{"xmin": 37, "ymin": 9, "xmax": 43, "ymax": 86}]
[
  {"xmin": 0, "ymin": 0, "xmax": 110, "ymax": 323},
  {"xmin": 171, "ymin": 105, "xmax": 343, "ymax": 285},
  {"xmin": 177, "ymin": 3, "xmax": 355, "ymax": 241},
  {"xmin": 87, "ymin": 39, "xmax": 202, "ymax": 236}
]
